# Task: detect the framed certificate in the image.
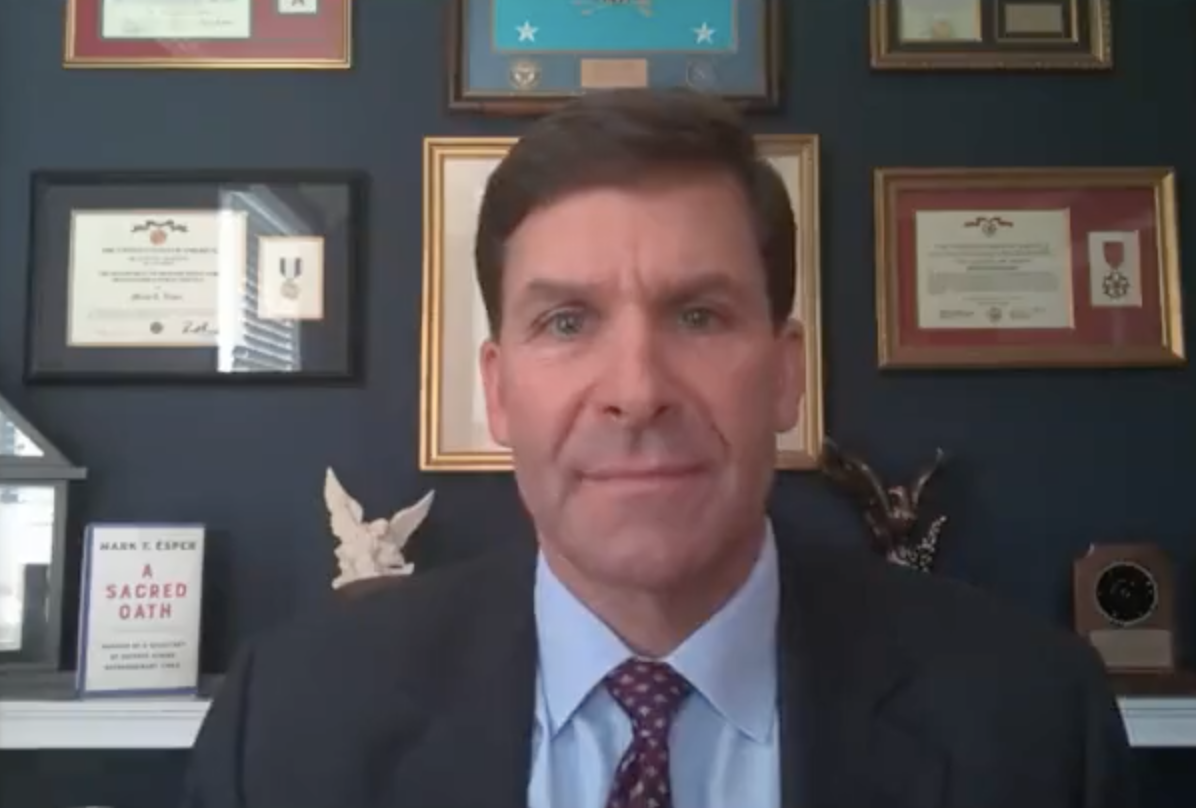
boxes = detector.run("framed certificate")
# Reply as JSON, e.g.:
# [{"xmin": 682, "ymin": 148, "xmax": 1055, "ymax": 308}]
[
  {"xmin": 446, "ymin": 0, "xmax": 782, "ymax": 114},
  {"xmin": 25, "ymin": 170, "xmax": 366, "ymax": 383},
  {"xmin": 874, "ymin": 167, "xmax": 1184, "ymax": 369},
  {"xmin": 870, "ymin": 0, "xmax": 1111, "ymax": 70},
  {"xmin": 420, "ymin": 135, "xmax": 823, "ymax": 472},
  {"xmin": 64, "ymin": 0, "xmax": 353, "ymax": 68}
]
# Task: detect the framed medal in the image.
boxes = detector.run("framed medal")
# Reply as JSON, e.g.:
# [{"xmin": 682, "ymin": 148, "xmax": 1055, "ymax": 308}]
[
  {"xmin": 870, "ymin": 0, "xmax": 1112, "ymax": 70},
  {"xmin": 24, "ymin": 169, "xmax": 366, "ymax": 384},
  {"xmin": 874, "ymin": 166, "xmax": 1184, "ymax": 369}
]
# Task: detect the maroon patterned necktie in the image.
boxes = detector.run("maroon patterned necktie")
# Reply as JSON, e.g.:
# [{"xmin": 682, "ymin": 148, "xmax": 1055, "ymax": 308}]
[{"xmin": 602, "ymin": 658, "xmax": 693, "ymax": 808}]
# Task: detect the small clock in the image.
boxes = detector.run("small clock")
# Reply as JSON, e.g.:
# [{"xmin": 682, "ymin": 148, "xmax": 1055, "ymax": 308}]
[
  {"xmin": 1074, "ymin": 543, "xmax": 1176, "ymax": 674},
  {"xmin": 1094, "ymin": 561, "xmax": 1158, "ymax": 626}
]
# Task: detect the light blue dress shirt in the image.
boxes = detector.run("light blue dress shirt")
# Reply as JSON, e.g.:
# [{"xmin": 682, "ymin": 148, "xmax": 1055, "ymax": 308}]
[{"xmin": 527, "ymin": 524, "xmax": 782, "ymax": 808}]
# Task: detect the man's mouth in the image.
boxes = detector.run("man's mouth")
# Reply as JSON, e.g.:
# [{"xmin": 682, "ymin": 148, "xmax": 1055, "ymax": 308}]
[{"xmin": 580, "ymin": 463, "xmax": 706, "ymax": 483}]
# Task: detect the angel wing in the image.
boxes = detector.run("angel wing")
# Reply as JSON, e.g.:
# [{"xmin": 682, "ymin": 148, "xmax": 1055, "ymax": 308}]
[
  {"xmin": 384, "ymin": 490, "xmax": 435, "ymax": 553},
  {"xmin": 324, "ymin": 467, "xmax": 367, "ymax": 546}
]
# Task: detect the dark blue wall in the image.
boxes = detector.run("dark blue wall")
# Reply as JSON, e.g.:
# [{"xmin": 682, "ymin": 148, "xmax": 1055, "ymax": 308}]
[{"xmin": 2, "ymin": 1, "xmax": 1195, "ymax": 806}]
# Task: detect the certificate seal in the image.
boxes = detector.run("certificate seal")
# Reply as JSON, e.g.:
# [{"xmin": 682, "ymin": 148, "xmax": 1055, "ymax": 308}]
[
  {"xmin": 929, "ymin": 18, "xmax": 955, "ymax": 39},
  {"xmin": 278, "ymin": 0, "xmax": 318, "ymax": 12},
  {"xmin": 508, "ymin": 59, "xmax": 541, "ymax": 91}
]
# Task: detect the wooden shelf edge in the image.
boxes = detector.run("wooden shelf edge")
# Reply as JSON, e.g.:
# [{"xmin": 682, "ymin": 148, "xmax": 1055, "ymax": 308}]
[{"xmin": 1111, "ymin": 671, "xmax": 1196, "ymax": 697}]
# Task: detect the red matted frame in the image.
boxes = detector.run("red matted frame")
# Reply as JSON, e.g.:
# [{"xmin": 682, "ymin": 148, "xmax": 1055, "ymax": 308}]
[
  {"xmin": 64, "ymin": 0, "xmax": 352, "ymax": 69},
  {"xmin": 874, "ymin": 167, "xmax": 1185, "ymax": 369}
]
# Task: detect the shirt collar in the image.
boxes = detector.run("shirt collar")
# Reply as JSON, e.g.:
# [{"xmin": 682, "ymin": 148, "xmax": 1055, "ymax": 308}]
[{"xmin": 533, "ymin": 521, "xmax": 780, "ymax": 743}]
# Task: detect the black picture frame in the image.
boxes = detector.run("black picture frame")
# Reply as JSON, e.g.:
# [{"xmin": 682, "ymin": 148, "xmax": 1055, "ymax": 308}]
[
  {"xmin": 24, "ymin": 169, "xmax": 366, "ymax": 384},
  {"xmin": 446, "ymin": 0, "xmax": 783, "ymax": 115}
]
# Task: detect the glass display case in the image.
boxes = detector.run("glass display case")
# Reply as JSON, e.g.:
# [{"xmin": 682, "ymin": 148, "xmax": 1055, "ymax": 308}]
[{"xmin": 0, "ymin": 393, "xmax": 86, "ymax": 674}]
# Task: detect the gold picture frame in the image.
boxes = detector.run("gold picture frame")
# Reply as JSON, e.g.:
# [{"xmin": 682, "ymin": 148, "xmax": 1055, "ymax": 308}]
[
  {"xmin": 420, "ymin": 135, "xmax": 824, "ymax": 472},
  {"xmin": 874, "ymin": 166, "xmax": 1184, "ymax": 369},
  {"xmin": 870, "ymin": 0, "xmax": 1112, "ymax": 70}
]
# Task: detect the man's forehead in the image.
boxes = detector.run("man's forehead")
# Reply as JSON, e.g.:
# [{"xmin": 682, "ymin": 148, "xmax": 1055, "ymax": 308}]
[{"xmin": 497, "ymin": 176, "xmax": 762, "ymax": 305}]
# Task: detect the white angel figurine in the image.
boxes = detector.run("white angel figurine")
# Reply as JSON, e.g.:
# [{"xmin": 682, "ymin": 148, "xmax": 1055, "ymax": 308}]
[{"xmin": 323, "ymin": 467, "xmax": 435, "ymax": 590}]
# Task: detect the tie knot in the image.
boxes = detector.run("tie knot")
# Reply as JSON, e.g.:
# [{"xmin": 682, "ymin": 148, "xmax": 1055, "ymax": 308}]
[{"xmin": 603, "ymin": 658, "xmax": 692, "ymax": 733}]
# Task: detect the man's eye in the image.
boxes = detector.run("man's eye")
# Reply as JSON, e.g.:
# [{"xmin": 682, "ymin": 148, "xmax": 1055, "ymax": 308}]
[
  {"xmin": 679, "ymin": 307, "xmax": 717, "ymax": 330},
  {"xmin": 546, "ymin": 310, "xmax": 586, "ymax": 337}
]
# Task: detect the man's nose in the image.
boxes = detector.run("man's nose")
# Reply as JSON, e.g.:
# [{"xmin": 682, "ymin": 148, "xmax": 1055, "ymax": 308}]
[{"xmin": 595, "ymin": 318, "xmax": 675, "ymax": 427}]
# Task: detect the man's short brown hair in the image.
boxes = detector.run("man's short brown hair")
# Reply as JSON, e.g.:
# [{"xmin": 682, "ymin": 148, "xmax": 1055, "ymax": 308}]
[{"xmin": 474, "ymin": 87, "xmax": 796, "ymax": 336}]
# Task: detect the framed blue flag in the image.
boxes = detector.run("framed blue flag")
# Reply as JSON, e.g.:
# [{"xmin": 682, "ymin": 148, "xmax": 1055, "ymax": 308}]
[{"xmin": 447, "ymin": 0, "xmax": 781, "ymax": 114}]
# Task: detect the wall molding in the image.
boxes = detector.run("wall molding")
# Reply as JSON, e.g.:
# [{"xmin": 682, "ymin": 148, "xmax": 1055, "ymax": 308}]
[{"xmin": 1, "ymin": 696, "xmax": 1194, "ymax": 750}]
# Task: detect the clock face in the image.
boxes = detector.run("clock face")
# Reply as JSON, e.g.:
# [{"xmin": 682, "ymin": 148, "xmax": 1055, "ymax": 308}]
[{"xmin": 1094, "ymin": 561, "xmax": 1158, "ymax": 626}]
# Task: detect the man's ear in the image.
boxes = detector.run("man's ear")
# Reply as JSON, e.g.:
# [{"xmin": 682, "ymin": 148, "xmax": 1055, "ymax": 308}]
[
  {"xmin": 479, "ymin": 337, "xmax": 510, "ymax": 447},
  {"xmin": 773, "ymin": 317, "xmax": 805, "ymax": 434}
]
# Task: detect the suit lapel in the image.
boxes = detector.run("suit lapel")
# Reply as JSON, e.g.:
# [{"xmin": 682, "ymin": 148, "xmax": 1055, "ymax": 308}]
[
  {"xmin": 774, "ymin": 537, "xmax": 947, "ymax": 808},
  {"xmin": 384, "ymin": 546, "xmax": 539, "ymax": 808}
]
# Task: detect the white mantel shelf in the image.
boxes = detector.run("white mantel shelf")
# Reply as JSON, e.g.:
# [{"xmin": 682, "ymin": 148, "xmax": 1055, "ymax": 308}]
[
  {"xmin": 0, "ymin": 698, "xmax": 209, "ymax": 750},
  {"xmin": 1121, "ymin": 697, "xmax": 1196, "ymax": 748},
  {"xmin": 1, "ymin": 696, "xmax": 1195, "ymax": 750}
]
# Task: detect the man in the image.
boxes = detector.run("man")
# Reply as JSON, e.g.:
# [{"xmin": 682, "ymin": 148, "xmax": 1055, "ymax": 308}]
[{"xmin": 181, "ymin": 88, "xmax": 1138, "ymax": 808}]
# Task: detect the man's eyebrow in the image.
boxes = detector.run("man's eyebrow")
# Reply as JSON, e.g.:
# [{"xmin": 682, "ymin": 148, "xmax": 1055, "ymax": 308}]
[
  {"xmin": 663, "ymin": 272, "xmax": 747, "ymax": 300},
  {"xmin": 516, "ymin": 278, "xmax": 598, "ymax": 303},
  {"xmin": 505, "ymin": 278, "xmax": 597, "ymax": 323},
  {"xmin": 509, "ymin": 270, "xmax": 750, "ymax": 314}
]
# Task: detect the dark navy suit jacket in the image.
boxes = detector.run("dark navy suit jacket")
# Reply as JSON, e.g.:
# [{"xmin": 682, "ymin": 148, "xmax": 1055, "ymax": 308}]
[{"xmin": 181, "ymin": 525, "xmax": 1139, "ymax": 808}]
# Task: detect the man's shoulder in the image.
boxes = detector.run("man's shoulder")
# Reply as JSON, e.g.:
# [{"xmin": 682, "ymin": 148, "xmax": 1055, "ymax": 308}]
[
  {"xmin": 246, "ymin": 544, "xmax": 535, "ymax": 690},
  {"xmin": 792, "ymin": 538, "xmax": 1105, "ymax": 679},
  {"xmin": 785, "ymin": 539, "xmax": 1137, "ymax": 804},
  {"xmin": 184, "ymin": 546, "xmax": 538, "ymax": 806}
]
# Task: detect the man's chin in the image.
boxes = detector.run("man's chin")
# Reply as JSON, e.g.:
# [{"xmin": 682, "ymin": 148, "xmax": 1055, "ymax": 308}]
[{"xmin": 568, "ymin": 526, "xmax": 716, "ymax": 587}]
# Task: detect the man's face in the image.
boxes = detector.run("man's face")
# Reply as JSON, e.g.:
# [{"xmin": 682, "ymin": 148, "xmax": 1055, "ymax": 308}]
[{"xmin": 479, "ymin": 171, "xmax": 803, "ymax": 593}]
